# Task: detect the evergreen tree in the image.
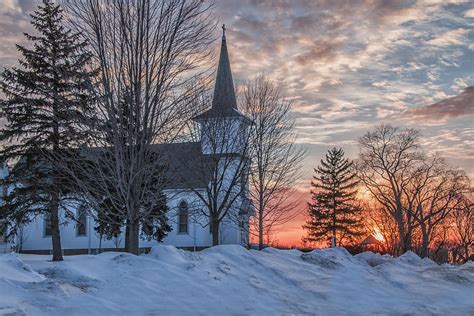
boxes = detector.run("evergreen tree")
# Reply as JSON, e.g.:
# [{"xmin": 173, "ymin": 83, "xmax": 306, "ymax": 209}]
[
  {"xmin": 140, "ymin": 192, "xmax": 171, "ymax": 242},
  {"xmin": 0, "ymin": 0, "xmax": 94, "ymax": 261},
  {"xmin": 303, "ymin": 147, "xmax": 363, "ymax": 247},
  {"xmin": 94, "ymin": 191, "xmax": 171, "ymax": 249}
]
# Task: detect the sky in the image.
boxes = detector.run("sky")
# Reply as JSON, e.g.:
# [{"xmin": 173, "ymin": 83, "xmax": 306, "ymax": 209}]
[
  {"xmin": 212, "ymin": 0, "xmax": 474, "ymax": 245},
  {"xmin": 0, "ymin": 0, "xmax": 473, "ymax": 245}
]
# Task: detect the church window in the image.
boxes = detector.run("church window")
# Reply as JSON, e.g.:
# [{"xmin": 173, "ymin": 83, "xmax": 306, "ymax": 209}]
[
  {"xmin": 178, "ymin": 201, "xmax": 188, "ymax": 233},
  {"xmin": 76, "ymin": 207, "xmax": 87, "ymax": 236},
  {"xmin": 44, "ymin": 214, "xmax": 52, "ymax": 237}
]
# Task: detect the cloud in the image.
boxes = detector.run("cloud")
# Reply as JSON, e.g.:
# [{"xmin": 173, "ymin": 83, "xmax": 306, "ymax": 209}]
[
  {"xmin": 426, "ymin": 28, "xmax": 471, "ymax": 46},
  {"xmin": 0, "ymin": 0, "xmax": 21, "ymax": 14},
  {"xmin": 451, "ymin": 77, "xmax": 470, "ymax": 92},
  {"xmin": 464, "ymin": 9, "xmax": 474, "ymax": 18},
  {"xmin": 420, "ymin": 127, "xmax": 474, "ymax": 161},
  {"xmin": 294, "ymin": 39, "xmax": 343, "ymax": 65},
  {"xmin": 404, "ymin": 87, "xmax": 474, "ymax": 121},
  {"xmin": 0, "ymin": 0, "xmax": 33, "ymax": 68}
]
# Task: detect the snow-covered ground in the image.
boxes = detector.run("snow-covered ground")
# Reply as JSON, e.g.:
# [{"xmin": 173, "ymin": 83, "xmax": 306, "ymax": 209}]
[{"xmin": 0, "ymin": 246, "xmax": 473, "ymax": 315}]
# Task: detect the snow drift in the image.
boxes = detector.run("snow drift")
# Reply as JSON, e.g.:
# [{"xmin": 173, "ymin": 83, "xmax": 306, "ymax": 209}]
[{"xmin": 0, "ymin": 246, "xmax": 473, "ymax": 315}]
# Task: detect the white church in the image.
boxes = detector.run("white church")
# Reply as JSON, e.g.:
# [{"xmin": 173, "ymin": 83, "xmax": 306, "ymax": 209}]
[{"xmin": 0, "ymin": 30, "xmax": 255, "ymax": 255}]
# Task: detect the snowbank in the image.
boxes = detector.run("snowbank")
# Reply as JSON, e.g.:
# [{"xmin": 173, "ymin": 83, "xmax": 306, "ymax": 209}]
[
  {"xmin": 301, "ymin": 246, "xmax": 362, "ymax": 269},
  {"xmin": 262, "ymin": 246, "xmax": 302, "ymax": 256},
  {"xmin": 355, "ymin": 251, "xmax": 393, "ymax": 267},
  {"xmin": 396, "ymin": 250, "xmax": 436, "ymax": 266},
  {"xmin": 0, "ymin": 247, "xmax": 472, "ymax": 315},
  {"xmin": 0, "ymin": 253, "xmax": 44, "ymax": 282}
]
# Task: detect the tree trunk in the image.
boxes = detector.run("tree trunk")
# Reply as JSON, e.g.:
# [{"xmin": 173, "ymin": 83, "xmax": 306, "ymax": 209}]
[
  {"xmin": 403, "ymin": 230, "xmax": 412, "ymax": 253},
  {"xmin": 124, "ymin": 219, "xmax": 130, "ymax": 252},
  {"xmin": 212, "ymin": 219, "xmax": 219, "ymax": 246},
  {"xmin": 258, "ymin": 205, "xmax": 264, "ymax": 250},
  {"xmin": 50, "ymin": 41, "xmax": 63, "ymax": 262},
  {"xmin": 50, "ymin": 192, "xmax": 63, "ymax": 261},
  {"xmin": 405, "ymin": 213, "xmax": 413, "ymax": 252},
  {"xmin": 99, "ymin": 234, "xmax": 103, "ymax": 254},
  {"xmin": 332, "ymin": 195, "xmax": 337, "ymax": 248},
  {"xmin": 395, "ymin": 210, "xmax": 409, "ymax": 254},
  {"xmin": 127, "ymin": 220, "xmax": 140, "ymax": 255},
  {"xmin": 420, "ymin": 224, "xmax": 429, "ymax": 258}
]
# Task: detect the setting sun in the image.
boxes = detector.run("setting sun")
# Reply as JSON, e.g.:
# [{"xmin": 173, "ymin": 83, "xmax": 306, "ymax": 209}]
[{"xmin": 373, "ymin": 228, "xmax": 384, "ymax": 242}]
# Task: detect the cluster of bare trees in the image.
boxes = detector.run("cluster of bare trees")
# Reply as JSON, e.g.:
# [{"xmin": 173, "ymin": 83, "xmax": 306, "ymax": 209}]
[
  {"xmin": 176, "ymin": 75, "xmax": 304, "ymax": 247},
  {"xmin": 1, "ymin": 0, "xmax": 305, "ymax": 257},
  {"xmin": 450, "ymin": 196, "xmax": 473, "ymax": 262},
  {"xmin": 0, "ymin": 0, "xmax": 218, "ymax": 258},
  {"xmin": 59, "ymin": 2, "xmax": 305, "ymax": 252},
  {"xmin": 55, "ymin": 0, "xmax": 216, "ymax": 254},
  {"xmin": 357, "ymin": 125, "xmax": 471, "ymax": 261}
]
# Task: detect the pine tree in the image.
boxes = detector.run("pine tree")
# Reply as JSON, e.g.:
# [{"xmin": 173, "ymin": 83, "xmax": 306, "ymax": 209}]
[
  {"xmin": 0, "ymin": 0, "xmax": 94, "ymax": 261},
  {"xmin": 140, "ymin": 192, "xmax": 171, "ymax": 242},
  {"xmin": 303, "ymin": 147, "xmax": 363, "ymax": 247},
  {"xmin": 94, "ymin": 191, "xmax": 171, "ymax": 249}
]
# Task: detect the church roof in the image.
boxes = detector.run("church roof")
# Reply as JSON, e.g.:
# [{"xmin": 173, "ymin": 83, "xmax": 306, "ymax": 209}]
[
  {"xmin": 12, "ymin": 142, "xmax": 214, "ymax": 191},
  {"xmin": 194, "ymin": 25, "xmax": 249, "ymax": 122},
  {"xmin": 152, "ymin": 142, "xmax": 213, "ymax": 190}
]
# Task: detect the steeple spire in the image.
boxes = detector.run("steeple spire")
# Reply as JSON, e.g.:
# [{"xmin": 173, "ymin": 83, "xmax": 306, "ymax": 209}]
[
  {"xmin": 194, "ymin": 25, "xmax": 250, "ymax": 122},
  {"xmin": 211, "ymin": 24, "xmax": 237, "ymax": 111}
]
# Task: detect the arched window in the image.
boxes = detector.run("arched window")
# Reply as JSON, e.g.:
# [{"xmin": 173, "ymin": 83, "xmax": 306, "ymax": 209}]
[
  {"xmin": 178, "ymin": 201, "xmax": 188, "ymax": 234},
  {"xmin": 76, "ymin": 207, "xmax": 87, "ymax": 236},
  {"xmin": 44, "ymin": 213, "xmax": 52, "ymax": 237}
]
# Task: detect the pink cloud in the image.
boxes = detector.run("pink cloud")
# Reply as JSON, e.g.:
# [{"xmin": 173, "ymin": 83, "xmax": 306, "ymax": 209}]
[{"xmin": 404, "ymin": 87, "xmax": 474, "ymax": 121}]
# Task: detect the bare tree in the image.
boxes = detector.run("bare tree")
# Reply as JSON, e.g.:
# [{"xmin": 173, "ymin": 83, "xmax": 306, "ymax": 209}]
[
  {"xmin": 183, "ymin": 110, "xmax": 252, "ymax": 246},
  {"xmin": 451, "ymin": 195, "xmax": 473, "ymax": 262},
  {"xmin": 59, "ymin": 0, "xmax": 215, "ymax": 254},
  {"xmin": 357, "ymin": 124, "xmax": 471, "ymax": 257},
  {"xmin": 176, "ymin": 28, "xmax": 254, "ymax": 246},
  {"xmin": 411, "ymin": 157, "xmax": 469, "ymax": 257},
  {"xmin": 242, "ymin": 75, "xmax": 305, "ymax": 250},
  {"xmin": 357, "ymin": 125, "xmax": 423, "ymax": 254}
]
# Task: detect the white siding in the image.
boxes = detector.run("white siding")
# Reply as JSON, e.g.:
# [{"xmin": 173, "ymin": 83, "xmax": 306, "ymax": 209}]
[{"xmin": 14, "ymin": 189, "xmax": 245, "ymax": 252}]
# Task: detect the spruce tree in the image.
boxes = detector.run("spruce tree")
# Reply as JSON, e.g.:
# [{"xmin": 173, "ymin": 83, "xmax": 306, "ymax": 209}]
[
  {"xmin": 0, "ymin": 0, "xmax": 94, "ymax": 260},
  {"xmin": 94, "ymin": 191, "xmax": 171, "ymax": 250},
  {"xmin": 303, "ymin": 147, "xmax": 363, "ymax": 247}
]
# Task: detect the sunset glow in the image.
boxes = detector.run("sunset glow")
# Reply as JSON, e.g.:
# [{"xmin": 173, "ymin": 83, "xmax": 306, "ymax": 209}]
[{"xmin": 373, "ymin": 228, "xmax": 385, "ymax": 242}]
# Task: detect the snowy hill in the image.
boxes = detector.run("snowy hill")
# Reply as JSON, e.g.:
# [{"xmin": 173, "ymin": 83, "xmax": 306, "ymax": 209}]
[{"xmin": 0, "ymin": 246, "xmax": 473, "ymax": 315}]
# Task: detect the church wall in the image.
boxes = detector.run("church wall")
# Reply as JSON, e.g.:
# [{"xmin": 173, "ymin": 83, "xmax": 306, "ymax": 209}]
[
  {"xmin": 199, "ymin": 117, "xmax": 249, "ymax": 155},
  {"xmin": 11, "ymin": 189, "xmax": 245, "ymax": 253},
  {"xmin": 160, "ymin": 190, "xmax": 213, "ymax": 248}
]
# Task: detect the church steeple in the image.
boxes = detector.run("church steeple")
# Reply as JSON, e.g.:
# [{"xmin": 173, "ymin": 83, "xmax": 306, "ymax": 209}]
[
  {"xmin": 194, "ymin": 24, "xmax": 252, "ymax": 155},
  {"xmin": 212, "ymin": 24, "xmax": 237, "ymax": 112},
  {"xmin": 194, "ymin": 25, "xmax": 250, "ymax": 122}
]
